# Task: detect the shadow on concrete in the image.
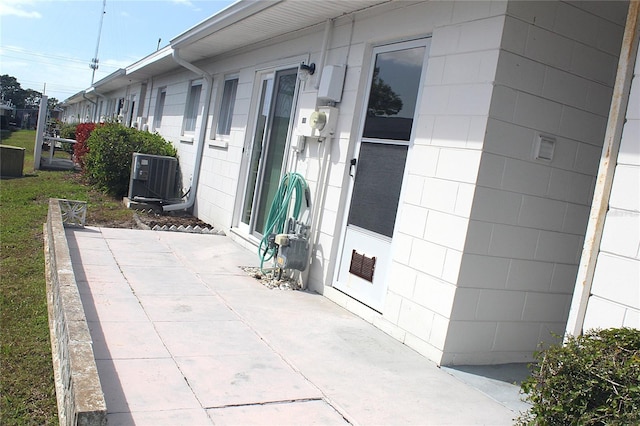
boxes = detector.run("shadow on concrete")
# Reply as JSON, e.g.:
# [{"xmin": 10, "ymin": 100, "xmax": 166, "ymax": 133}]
[{"xmin": 442, "ymin": 363, "xmax": 532, "ymax": 415}]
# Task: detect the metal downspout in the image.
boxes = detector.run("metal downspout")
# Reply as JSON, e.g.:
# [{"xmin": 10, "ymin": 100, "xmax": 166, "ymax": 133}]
[
  {"xmin": 565, "ymin": 1, "xmax": 640, "ymax": 337},
  {"xmin": 163, "ymin": 48, "xmax": 213, "ymax": 212},
  {"xmin": 93, "ymin": 92, "xmax": 107, "ymax": 122},
  {"xmin": 82, "ymin": 92, "xmax": 97, "ymax": 122}
]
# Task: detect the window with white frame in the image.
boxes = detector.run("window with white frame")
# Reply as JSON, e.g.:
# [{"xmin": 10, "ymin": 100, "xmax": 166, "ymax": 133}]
[
  {"xmin": 106, "ymin": 99, "xmax": 114, "ymax": 120},
  {"xmin": 116, "ymin": 98, "xmax": 125, "ymax": 117},
  {"xmin": 215, "ymin": 76, "xmax": 238, "ymax": 137},
  {"xmin": 153, "ymin": 87, "xmax": 166, "ymax": 129},
  {"xmin": 183, "ymin": 80, "xmax": 202, "ymax": 133}
]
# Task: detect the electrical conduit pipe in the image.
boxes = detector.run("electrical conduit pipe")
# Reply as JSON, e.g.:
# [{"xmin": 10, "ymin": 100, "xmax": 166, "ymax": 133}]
[{"xmin": 164, "ymin": 48, "xmax": 213, "ymax": 212}]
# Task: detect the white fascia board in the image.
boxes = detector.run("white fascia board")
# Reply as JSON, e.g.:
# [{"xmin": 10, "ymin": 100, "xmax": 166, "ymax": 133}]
[
  {"xmin": 92, "ymin": 69, "xmax": 126, "ymax": 89},
  {"xmin": 170, "ymin": 0, "xmax": 282, "ymax": 48},
  {"xmin": 126, "ymin": 46, "xmax": 174, "ymax": 75},
  {"xmin": 61, "ymin": 91, "xmax": 86, "ymax": 105}
]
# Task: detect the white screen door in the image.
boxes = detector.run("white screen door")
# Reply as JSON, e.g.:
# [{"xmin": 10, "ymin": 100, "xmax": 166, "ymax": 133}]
[{"xmin": 335, "ymin": 39, "xmax": 430, "ymax": 311}]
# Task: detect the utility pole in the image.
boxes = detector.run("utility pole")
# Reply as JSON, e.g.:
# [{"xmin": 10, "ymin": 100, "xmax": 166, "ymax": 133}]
[{"xmin": 90, "ymin": 0, "xmax": 107, "ymax": 85}]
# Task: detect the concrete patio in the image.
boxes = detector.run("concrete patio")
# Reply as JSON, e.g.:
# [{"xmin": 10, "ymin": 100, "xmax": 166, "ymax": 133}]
[{"xmin": 66, "ymin": 226, "xmax": 529, "ymax": 425}]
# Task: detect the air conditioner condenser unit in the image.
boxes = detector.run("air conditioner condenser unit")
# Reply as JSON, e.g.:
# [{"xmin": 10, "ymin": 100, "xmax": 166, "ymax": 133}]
[{"xmin": 128, "ymin": 153, "xmax": 178, "ymax": 203}]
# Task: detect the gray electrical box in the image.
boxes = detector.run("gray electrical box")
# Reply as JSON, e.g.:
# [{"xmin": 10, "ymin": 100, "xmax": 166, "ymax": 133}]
[
  {"xmin": 318, "ymin": 65, "xmax": 346, "ymax": 103},
  {"xmin": 128, "ymin": 153, "xmax": 178, "ymax": 202},
  {"xmin": 276, "ymin": 234, "xmax": 309, "ymax": 271}
]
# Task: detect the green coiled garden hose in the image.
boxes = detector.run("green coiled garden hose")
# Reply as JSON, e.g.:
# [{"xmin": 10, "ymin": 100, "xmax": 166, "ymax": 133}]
[{"xmin": 258, "ymin": 172, "xmax": 309, "ymax": 271}]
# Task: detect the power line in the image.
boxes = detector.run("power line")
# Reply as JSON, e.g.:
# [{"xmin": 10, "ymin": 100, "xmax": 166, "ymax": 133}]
[
  {"xmin": 0, "ymin": 51, "xmax": 120, "ymax": 72},
  {"xmin": 13, "ymin": 80, "xmax": 85, "ymax": 95},
  {"xmin": 17, "ymin": 80, "xmax": 83, "ymax": 90},
  {"xmin": 0, "ymin": 54, "xmax": 117, "ymax": 73},
  {"xmin": 1, "ymin": 46, "xmax": 89, "ymax": 65}
]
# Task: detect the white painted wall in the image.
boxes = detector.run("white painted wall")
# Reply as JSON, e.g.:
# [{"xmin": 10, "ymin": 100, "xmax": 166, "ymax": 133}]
[
  {"xmin": 140, "ymin": 0, "xmax": 628, "ymax": 365},
  {"xmin": 368, "ymin": 3, "xmax": 509, "ymax": 364},
  {"xmin": 61, "ymin": 0, "xmax": 632, "ymax": 367},
  {"xmin": 439, "ymin": 1, "xmax": 627, "ymax": 365},
  {"xmin": 583, "ymin": 44, "xmax": 640, "ymax": 330}
]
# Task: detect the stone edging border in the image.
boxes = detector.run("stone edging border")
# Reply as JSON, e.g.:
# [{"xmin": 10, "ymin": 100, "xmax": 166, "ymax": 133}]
[{"xmin": 44, "ymin": 198, "xmax": 107, "ymax": 426}]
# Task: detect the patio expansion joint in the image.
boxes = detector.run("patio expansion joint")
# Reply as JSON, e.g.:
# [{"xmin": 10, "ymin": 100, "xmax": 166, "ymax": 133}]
[
  {"xmin": 204, "ymin": 397, "xmax": 324, "ymax": 410},
  {"xmin": 204, "ymin": 396, "xmax": 354, "ymax": 424}
]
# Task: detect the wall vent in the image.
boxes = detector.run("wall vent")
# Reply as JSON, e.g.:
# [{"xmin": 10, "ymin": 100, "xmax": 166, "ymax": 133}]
[
  {"xmin": 349, "ymin": 250, "xmax": 376, "ymax": 282},
  {"xmin": 534, "ymin": 134, "xmax": 556, "ymax": 162}
]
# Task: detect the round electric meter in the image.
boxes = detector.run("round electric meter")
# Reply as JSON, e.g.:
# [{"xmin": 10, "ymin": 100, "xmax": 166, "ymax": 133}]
[{"xmin": 309, "ymin": 111, "xmax": 327, "ymax": 131}]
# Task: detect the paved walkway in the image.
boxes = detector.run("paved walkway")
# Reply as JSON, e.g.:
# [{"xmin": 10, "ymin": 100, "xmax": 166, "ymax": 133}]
[{"xmin": 66, "ymin": 226, "xmax": 527, "ymax": 425}]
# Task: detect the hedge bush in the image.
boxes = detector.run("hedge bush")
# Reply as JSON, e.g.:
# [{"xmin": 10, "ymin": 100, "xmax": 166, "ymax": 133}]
[
  {"xmin": 59, "ymin": 123, "xmax": 77, "ymax": 140},
  {"xmin": 518, "ymin": 327, "xmax": 640, "ymax": 425},
  {"xmin": 83, "ymin": 123, "xmax": 177, "ymax": 196},
  {"xmin": 73, "ymin": 122, "xmax": 97, "ymax": 169}
]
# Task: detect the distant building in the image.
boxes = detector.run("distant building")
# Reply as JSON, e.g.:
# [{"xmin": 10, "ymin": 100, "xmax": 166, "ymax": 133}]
[{"xmin": 0, "ymin": 103, "xmax": 13, "ymax": 129}]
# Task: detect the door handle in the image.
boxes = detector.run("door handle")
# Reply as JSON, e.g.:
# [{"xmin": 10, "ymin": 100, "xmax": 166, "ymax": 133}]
[{"xmin": 349, "ymin": 158, "xmax": 357, "ymax": 177}]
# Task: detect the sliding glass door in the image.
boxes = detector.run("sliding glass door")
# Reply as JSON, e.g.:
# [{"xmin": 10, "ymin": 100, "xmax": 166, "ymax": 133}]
[{"xmin": 240, "ymin": 67, "xmax": 298, "ymax": 236}]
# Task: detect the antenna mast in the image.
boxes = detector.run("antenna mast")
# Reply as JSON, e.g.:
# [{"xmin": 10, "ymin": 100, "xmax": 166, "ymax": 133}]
[{"xmin": 90, "ymin": 0, "xmax": 107, "ymax": 85}]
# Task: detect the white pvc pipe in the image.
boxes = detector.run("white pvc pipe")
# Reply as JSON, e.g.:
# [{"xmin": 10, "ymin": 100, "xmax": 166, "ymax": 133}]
[
  {"xmin": 82, "ymin": 92, "xmax": 97, "ymax": 121},
  {"xmin": 301, "ymin": 134, "xmax": 334, "ymax": 290},
  {"xmin": 92, "ymin": 91, "xmax": 107, "ymax": 122},
  {"xmin": 163, "ymin": 48, "xmax": 213, "ymax": 212},
  {"xmin": 565, "ymin": 1, "xmax": 639, "ymax": 337}
]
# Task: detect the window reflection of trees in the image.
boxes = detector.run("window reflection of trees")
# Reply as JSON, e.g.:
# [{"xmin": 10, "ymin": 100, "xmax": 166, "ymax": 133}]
[
  {"xmin": 274, "ymin": 74, "xmax": 295, "ymax": 118},
  {"xmin": 363, "ymin": 46, "xmax": 424, "ymax": 141},
  {"xmin": 367, "ymin": 67, "xmax": 403, "ymax": 117}
]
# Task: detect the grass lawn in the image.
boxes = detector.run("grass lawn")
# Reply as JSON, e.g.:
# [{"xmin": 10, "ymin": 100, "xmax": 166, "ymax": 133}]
[{"xmin": 1, "ymin": 130, "xmax": 135, "ymax": 425}]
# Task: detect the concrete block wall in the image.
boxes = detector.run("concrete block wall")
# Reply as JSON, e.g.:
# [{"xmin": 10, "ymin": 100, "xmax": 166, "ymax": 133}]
[
  {"xmin": 363, "ymin": 1, "xmax": 509, "ymax": 363},
  {"xmin": 144, "ymin": 35, "xmax": 317, "ymax": 229},
  {"xmin": 584, "ymin": 43, "xmax": 640, "ymax": 330},
  {"xmin": 194, "ymin": 66, "xmax": 261, "ymax": 229},
  {"xmin": 312, "ymin": 3, "xmax": 508, "ymax": 358},
  {"xmin": 44, "ymin": 199, "xmax": 107, "ymax": 426},
  {"xmin": 61, "ymin": 1, "xmax": 633, "ymax": 369},
  {"xmin": 446, "ymin": 1, "xmax": 628, "ymax": 365},
  {"xmin": 194, "ymin": 71, "xmax": 249, "ymax": 228},
  {"xmin": 162, "ymin": 73, "xmax": 201, "ymax": 193}
]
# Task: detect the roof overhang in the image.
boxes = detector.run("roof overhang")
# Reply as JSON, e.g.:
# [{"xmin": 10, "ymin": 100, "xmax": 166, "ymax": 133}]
[
  {"xmin": 62, "ymin": 0, "xmax": 394, "ymax": 104},
  {"xmin": 91, "ymin": 68, "xmax": 127, "ymax": 93},
  {"xmin": 169, "ymin": 0, "xmax": 393, "ymax": 64},
  {"xmin": 61, "ymin": 91, "xmax": 86, "ymax": 106},
  {"xmin": 171, "ymin": 0, "xmax": 282, "ymax": 49}
]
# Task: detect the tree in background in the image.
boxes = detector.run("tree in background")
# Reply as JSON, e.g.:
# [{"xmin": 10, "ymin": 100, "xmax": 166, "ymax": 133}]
[{"xmin": 1, "ymin": 74, "xmax": 59, "ymax": 110}]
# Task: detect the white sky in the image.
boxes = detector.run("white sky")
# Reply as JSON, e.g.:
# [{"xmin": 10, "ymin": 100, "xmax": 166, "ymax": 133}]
[{"xmin": 0, "ymin": 0, "xmax": 235, "ymax": 102}]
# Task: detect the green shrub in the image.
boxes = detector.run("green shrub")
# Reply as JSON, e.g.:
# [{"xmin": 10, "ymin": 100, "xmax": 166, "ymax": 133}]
[
  {"xmin": 83, "ymin": 123, "xmax": 177, "ymax": 196},
  {"xmin": 518, "ymin": 328, "xmax": 640, "ymax": 425},
  {"xmin": 59, "ymin": 123, "xmax": 77, "ymax": 140}
]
